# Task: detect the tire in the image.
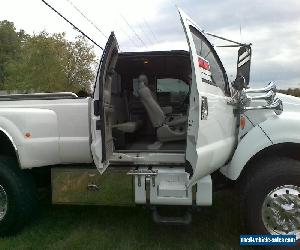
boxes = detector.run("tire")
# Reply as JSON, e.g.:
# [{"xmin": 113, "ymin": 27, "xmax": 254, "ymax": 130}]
[
  {"xmin": 240, "ymin": 157, "xmax": 300, "ymax": 239},
  {"xmin": 0, "ymin": 156, "xmax": 37, "ymax": 236}
]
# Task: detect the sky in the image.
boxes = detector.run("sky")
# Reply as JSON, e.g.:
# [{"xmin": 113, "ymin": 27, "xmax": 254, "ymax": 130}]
[{"xmin": 1, "ymin": 0, "xmax": 300, "ymax": 89}]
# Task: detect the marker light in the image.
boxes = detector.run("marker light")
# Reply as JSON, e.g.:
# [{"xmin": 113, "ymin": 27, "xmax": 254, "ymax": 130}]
[
  {"xmin": 240, "ymin": 116, "xmax": 246, "ymax": 129},
  {"xmin": 25, "ymin": 132, "xmax": 31, "ymax": 138}
]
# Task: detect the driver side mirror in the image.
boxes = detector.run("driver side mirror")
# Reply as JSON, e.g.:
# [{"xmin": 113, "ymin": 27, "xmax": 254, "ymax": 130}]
[{"xmin": 233, "ymin": 45, "xmax": 252, "ymax": 90}]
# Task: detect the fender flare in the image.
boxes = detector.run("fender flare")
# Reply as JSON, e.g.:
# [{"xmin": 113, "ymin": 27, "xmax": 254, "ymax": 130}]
[
  {"xmin": 0, "ymin": 127, "xmax": 21, "ymax": 166},
  {"xmin": 220, "ymin": 125, "xmax": 272, "ymax": 180},
  {"xmin": 0, "ymin": 108, "xmax": 61, "ymax": 169},
  {"xmin": 0, "ymin": 114, "xmax": 32, "ymax": 169},
  {"xmin": 221, "ymin": 111, "xmax": 300, "ymax": 180}
]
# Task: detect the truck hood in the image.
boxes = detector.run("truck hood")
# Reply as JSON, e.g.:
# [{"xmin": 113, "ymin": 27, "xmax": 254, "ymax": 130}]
[
  {"xmin": 277, "ymin": 93, "xmax": 300, "ymax": 113},
  {"xmin": 243, "ymin": 93, "xmax": 300, "ymax": 128}
]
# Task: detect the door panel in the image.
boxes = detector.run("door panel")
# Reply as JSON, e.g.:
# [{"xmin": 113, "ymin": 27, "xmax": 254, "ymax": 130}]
[
  {"xmin": 179, "ymin": 9, "xmax": 237, "ymax": 185},
  {"xmin": 91, "ymin": 32, "xmax": 118, "ymax": 173}
]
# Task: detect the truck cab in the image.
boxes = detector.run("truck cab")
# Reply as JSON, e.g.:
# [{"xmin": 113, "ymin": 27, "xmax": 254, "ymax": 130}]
[
  {"xmin": 0, "ymin": 9, "xmax": 299, "ymax": 242},
  {"xmin": 85, "ymin": 10, "xmax": 238, "ymax": 210},
  {"xmin": 91, "ymin": 10, "xmax": 237, "ymax": 184}
]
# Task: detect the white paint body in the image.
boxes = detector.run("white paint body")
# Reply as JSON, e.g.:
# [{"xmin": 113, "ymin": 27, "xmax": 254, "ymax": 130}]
[
  {"xmin": 0, "ymin": 98, "xmax": 93, "ymax": 169},
  {"xmin": 1, "ymin": 92, "xmax": 298, "ymax": 185},
  {"xmin": 179, "ymin": 9, "xmax": 237, "ymax": 185}
]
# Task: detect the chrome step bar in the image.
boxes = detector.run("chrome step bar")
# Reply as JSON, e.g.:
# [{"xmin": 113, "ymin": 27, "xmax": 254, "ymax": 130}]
[{"xmin": 127, "ymin": 169, "xmax": 158, "ymax": 187}]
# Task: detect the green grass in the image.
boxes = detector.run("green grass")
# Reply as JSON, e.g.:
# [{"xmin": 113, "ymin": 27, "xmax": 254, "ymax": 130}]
[{"xmin": 0, "ymin": 190, "xmax": 251, "ymax": 250}]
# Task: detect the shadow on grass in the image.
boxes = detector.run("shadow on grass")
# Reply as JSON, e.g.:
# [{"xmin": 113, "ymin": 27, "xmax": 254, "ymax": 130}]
[{"xmin": 0, "ymin": 190, "xmax": 251, "ymax": 250}]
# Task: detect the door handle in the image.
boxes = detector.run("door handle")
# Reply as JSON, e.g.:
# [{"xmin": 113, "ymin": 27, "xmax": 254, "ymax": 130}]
[{"xmin": 201, "ymin": 96, "xmax": 208, "ymax": 120}]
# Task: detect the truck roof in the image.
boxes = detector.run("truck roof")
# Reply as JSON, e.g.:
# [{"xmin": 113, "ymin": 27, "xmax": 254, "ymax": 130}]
[
  {"xmin": 118, "ymin": 50, "xmax": 189, "ymax": 58},
  {"xmin": 116, "ymin": 50, "xmax": 191, "ymax": 82}
]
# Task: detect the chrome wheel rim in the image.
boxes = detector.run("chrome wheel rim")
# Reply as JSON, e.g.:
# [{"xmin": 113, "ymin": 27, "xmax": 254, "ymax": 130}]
[
  {"xmin": 0, "ymin": 184, "xmax": 8, "ymax": 221},
  {"xmin": 262, "ymin": 185, "xmax": 300, "ymax": 240}
]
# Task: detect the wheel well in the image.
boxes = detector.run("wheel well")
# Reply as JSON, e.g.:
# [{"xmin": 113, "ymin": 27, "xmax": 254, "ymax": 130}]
[
  {"xmin": 0, "ymin": 130, "xmax": 18, "ymax": 160},
  {"xmin": 238, "ymin": 142, "xmax": 300, "ymax": 180},
  {"xmin": 0, "ymin": 130, "xmax": 51, "ymax": 189}
]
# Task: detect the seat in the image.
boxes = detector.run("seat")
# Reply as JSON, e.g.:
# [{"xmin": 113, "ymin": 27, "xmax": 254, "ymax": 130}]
[
  {"xmin": 111, "ymin": 85, "xmax": 142, "ymax": 134},
  {"xmin": 112, "ymin": 121, "xmax": 142, "ymax": 133},
  {"xmin": 137, "ymin": 74, "xmax": 187, "ymax": 142}
]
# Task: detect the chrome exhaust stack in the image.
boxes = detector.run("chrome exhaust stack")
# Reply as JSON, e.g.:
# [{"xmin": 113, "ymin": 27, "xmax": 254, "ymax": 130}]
[
  {"xmin": 242, "ymin": 98, "xmax": 283, "ymax": 115},
  {"xmin": 250, "ymin": 90, "xmax": 276, "ymax": 105},
  {"xmin": 239, "ymin": 82, "xmax": 283, "ymax": 115},
  {"xmin": 243, "ymin": 82, "xmax": 276, "ymax": 94},
  {"xmin": 242, "ymin": 90, "xmax": 276, "ymax": 106}
]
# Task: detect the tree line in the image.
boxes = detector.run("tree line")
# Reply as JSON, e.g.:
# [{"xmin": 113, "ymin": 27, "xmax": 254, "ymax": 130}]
[
  {"xmin": 1, "ymin": 20, "xmax": 299, "ymax": 98},
  {"xmin": 278, "ymin": 88, "xmax": 300, "ymax": 98},
  {"xmin": 0, "ymin": 20, "xmax": 96, "ymax": 95}
]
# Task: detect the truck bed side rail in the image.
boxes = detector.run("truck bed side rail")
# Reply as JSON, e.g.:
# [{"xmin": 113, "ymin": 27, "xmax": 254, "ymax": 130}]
[{"xmin": 0, "ymin": 92, "xmax": 78, "ymax": 101}]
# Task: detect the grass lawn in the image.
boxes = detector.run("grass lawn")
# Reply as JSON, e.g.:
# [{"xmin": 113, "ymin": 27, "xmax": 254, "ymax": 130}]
[{"xmin": 0, "ymin": 190, "xmax": 252, "ymax": 250}]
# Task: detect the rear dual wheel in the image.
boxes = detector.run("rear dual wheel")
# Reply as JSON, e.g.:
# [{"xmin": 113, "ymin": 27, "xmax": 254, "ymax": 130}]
[{"xmin": 0, "ymin": 157, "xmax": 37, "ymax": 236}]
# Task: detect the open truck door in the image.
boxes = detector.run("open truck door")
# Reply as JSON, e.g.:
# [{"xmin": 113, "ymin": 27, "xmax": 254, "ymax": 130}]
[
  {"xmin": 178, "ymin": 9, "xmax": 238, "ymax": 185},
  {"xmin": 91, "ymin": 32, "xmax": 118, "ymax": 173}
]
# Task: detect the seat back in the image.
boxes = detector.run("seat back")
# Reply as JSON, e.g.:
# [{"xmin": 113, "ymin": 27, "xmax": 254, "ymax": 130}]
[{"xmin": 137, "ymin": 76, "xmax": 165, "ymax": 128}]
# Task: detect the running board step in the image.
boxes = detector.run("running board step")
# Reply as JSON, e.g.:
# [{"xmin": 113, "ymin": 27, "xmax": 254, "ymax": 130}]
[
  {"xmin": 132, "ymin": 167, "xmax": 212, "ymax": 206},
  {"xmin": 152, "ymin": 207, "xmax": 192, "ymax": 225}
]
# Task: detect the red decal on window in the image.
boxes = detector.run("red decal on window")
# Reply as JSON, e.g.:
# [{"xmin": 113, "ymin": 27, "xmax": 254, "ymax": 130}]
[{"xmin": 198, "ymin": 57, "xmax": 210, "ymax": 70}]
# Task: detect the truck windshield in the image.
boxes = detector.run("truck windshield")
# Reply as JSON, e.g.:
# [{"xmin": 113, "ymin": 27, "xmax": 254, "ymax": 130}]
[{"xmin": 189, "ymin": 26, "xmax": 227, "ymax": 93}]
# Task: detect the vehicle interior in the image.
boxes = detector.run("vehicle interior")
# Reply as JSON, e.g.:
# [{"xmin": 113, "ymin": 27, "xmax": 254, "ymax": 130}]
[{"xmin": 110, "ymin": 50, "xmax": 191, "ymax": 153}]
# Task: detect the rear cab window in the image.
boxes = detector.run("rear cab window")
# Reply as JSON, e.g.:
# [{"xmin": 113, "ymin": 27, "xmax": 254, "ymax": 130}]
[
  {"xmin": 156, "ymin": 78, "xmax": 189, "ymax": 113},
  {"xmin": 157, "ymin": 78, "xmax": 189, "ymax": 101}
]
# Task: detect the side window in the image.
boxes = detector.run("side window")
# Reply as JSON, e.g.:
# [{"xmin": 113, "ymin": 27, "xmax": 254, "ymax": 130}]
[
  {"xmin": 189, "ymin": 26, "xmax": 227, "ymax": 93},
  {"xmin": 157, "ymin": 78, "xmax": 189, "ymax": 103}
]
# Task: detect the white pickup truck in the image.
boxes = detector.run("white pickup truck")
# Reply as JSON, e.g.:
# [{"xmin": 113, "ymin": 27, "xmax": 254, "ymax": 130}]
[{"xmin": 0, "ymin": 9, "xmax": 299, "ymax": 239}]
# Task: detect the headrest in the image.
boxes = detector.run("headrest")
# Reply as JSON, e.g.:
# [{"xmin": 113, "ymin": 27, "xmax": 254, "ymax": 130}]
[{"xmin": 138, "ymin": 74, "xmax": 148, "ymax": 88}]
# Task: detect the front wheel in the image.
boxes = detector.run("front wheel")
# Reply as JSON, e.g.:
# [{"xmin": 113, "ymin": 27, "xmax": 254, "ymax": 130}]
[{"xmin": 240, "ymin": 157, "xmax": 300, "ymax": 240}]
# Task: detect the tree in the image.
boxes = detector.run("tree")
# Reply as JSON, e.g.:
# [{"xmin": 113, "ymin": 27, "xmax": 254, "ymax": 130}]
[
  {"xmin": 0, "ymin": 21, "xmax": 97, "ymax": 94},
  {"xmin": 0, "ymin": 20, "xmax": 26, "ymax": 86},
  {"xmin": 64, "ymin": 36, "xmax": 97, "ymax": 91}
]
